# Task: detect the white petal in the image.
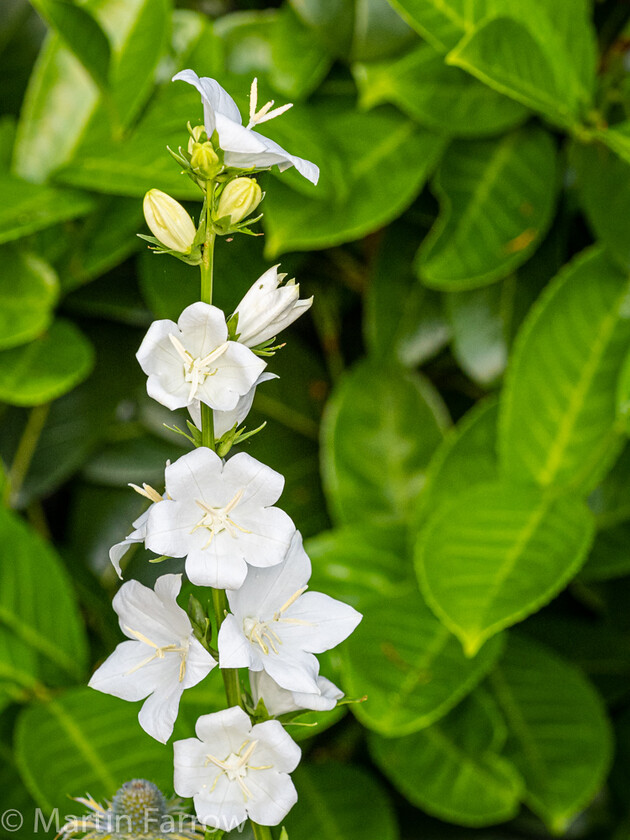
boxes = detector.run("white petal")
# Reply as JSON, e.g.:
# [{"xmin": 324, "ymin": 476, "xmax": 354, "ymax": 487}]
[
  {"xmin": 283, "ymin": 591, "xmax": 362, "ymax": 653},
  {"xmin": 188, "ymin": 399, "xmax": 202, "ymax": 430},
  {"xmin": 183, "ymin": 639, "xmax": 217, "ymax": 690},
  {"xmin": 177, "ymin": 302, "xmax": 228, "ymax": 358},
  {"xmin": 185, "ymin": 545, "xmax": 249, "ymax": 590},
  {"xmin": 114, "ymin": 579, "xmax": 185, "ymax": 646},
  {"xmin": 145, "ymin": 499, "xmax": 199, "ymax": 559},
  {"xmin": 193, "ymin": 785, "xmax": 247, "ymax": 832},
  {"xmin": 195, "ymin": 705, "xmax": 251, "ymax": 745},
  {"xmin": 232, "ymin": 508, "xmax": 295, "ymax": 568},
  {"xmin": 245, "ymin": 771, "xmax": 298, "ymax": 826},
  {"xmin": 235, "ymin": 266, "xmax": 282, "ymax": 314},
  {"xmin": 174, "ymin": 737, "xmax": 213, "ymax": 796},
  {"xmin": 217, "ymin": 614, "xmax": 253, "ymax": 668},
  {"xmin": 197, "ymin": 343, "xmax": 266, "ymax": 411},
  {"xmin": 292, "ymin": 676, "xmax": 344, "ymax": 712},
  {"xmin": 109, "ymin": 536, "xmax": 138, "ymax": 579},
  {"xmin": 251, "ymin": 671, "xmax": 342, "ymax": 715},
  {"xmin": 251, "ymin": 719, "xmax": 301, "ymax": 772},
  {"xmin": 172, "ymin": 71, "xmax": 242, "ymax": 124},
  {"xmin": 263, "ymin": 648, "xmax": 320, "ymax": 695},
  {"xmin": 88, "ymin": 640, "xmax": 156, "ymax": 701},
  {"xmin": 227, "ymin": 531, "xmax": 311, "ymax": 619},
  {"xmin": 221, "ymin": 452, "xmax": 285, "ymax": 508},
  {"xmin": 164, "ymin": 447, "xmax": 223, "ymax": 500},
  {"xmin": 138, "ymin": 682, "xmax": 183, "ymax": 743}
]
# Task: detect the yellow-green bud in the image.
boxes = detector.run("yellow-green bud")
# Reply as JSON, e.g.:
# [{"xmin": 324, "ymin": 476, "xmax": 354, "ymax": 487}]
[
  {"xmin": 143, "ymin": 189, "xmax": 197, "ymax": 254},
  {"xmin": 187, "ymin": 124, "xmax": 207, "ymax": 152},
  {"xmin": 216, "ymin": 178, "xmax": 263, "ymax": 226},
  {"xmin": 190, "ymin": 141, "xmax": 221, "ymax": 179}
]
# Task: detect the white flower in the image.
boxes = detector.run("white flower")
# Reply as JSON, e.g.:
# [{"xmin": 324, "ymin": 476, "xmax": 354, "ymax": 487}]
[
  {"xmin": 145, "ymin": 448, "xmax": 295, "ymax": 590},
  {"xmin": 174, "ymin": 706, "xmax": 301, "ymax": 830},
  {"xmin": 234, "ymin": 265, "xmax": 313, "ymax": 348},
  {"xmin": 250, "ymin": 670, "xmax": 343, "ymax": 716},
  {"xmin": 188, "ymin": 372, "xmax": 277, "ymax": 438},
  {"xmin": 173, "ymin": 71, "xmax": 319, "ymax": 185},
  {"xmin": 218, "ymin": 532, "xmax": 362, "ymax": 693},
  {"xmin": 137, "ymin": 302, "xmax": 266, "ymax": 412},
  {"xmin": 89, "ymin": 575, "xmax": 216, "ymax": 744},
  {"xmin": 109, "ymin": 482, "xmax": 164, "ymax": 579}
]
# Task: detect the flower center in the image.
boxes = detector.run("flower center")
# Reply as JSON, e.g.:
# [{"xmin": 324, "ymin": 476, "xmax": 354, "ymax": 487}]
[
  {"xmin": 190, "ymin": 490, "xmax": 250, "ymax": 549},
  {"xmin": 243, "ymin": 587, "xmax": 311, "ymax": 656},
  {"xmin": 168, "ymin": 333, "xmax": 229, "ymax": 402},
  {"xmin": 124, "ymin": 627, "xmax": 191, "ymax": 682},
  {"xmin": 205, "ymin": 740, "xmax": 271, "ymax": 802}
]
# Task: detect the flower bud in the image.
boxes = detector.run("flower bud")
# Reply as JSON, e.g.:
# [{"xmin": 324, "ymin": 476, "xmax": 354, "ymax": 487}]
[
  {"xmin": 143, "ymin": 189, "xmax": 197, "ymax": 254},
  {"xmin": 216, "ymin": 177, "xmax": 263, "ymax": 226},
  {"xmin": 187, "ymin": 124, "xmax": 207, "ymax": 153},
  {"xmin": 190, "ymin": 141, "xmax": 221, "ymax": 179}
]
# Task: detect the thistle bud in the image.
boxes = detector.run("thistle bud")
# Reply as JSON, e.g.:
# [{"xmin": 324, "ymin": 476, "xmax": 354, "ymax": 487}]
[
  {"xmin": 216, "ymin": 177, "xmax": 263, "ymax": 226},
  {"xmin": 143, "ymin": 189, "xmax": 197, "ymax": 254},
  {"xmin": 190, "ymin": 141, "xmax": 221, "ymax": 179}
]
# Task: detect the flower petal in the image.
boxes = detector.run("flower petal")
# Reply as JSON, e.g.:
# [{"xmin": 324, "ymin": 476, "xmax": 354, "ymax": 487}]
[
  {"xmin": 221, "ymin": 452, "xmax": 285, "ymax": 508},
  {"xmin": 177, "ymin": 302, "xmax": 228, "ymax": 358},
  {"xmin": 174, "ymin": 737, "xmax": 214, "ymax": 796},
  {"xmin": 263, "ymin": 647, "xmax": 320, "ymax": 695},
  {"xmin": 183, "ymin": 639, "xmax": 217, "ymax": 690},
  {"xmin": 193, "ymin": 784, "xmax": 247, "ymax": 832},
  {"xmin": 185, "ymin": 544, "xmax": 249, "ymax": 590},
  {"xmin": 164, "ymin": 446, "xmax": 223, "ymax": 500},
  {"xmin": 138, "ymin": 682, "xmax": 183, "ymax": 743},
  {"xmin": 217, "ymin": 614, "xmax": 254, "ymax": 668},
  {"xmin": 283, "ymin": 591, "xmax": 362, "ymax": 653},
  {"xmin": 197, "ymin": 343, "xmax": 266, "ymax": 412},
  {"xmin": 245, "ymin": 771, "xmax": 298, "ymax": 826},
  {"xmin": 251, "ymin": 719, "xmax": 301, "ymax": 773},
  {"xmin": 88, "ymin": 640, "xmax": 157, "ymax": 701},
  {"xmin": 232, "ymin": 507, "xmax": 295, "ymax": 568}
]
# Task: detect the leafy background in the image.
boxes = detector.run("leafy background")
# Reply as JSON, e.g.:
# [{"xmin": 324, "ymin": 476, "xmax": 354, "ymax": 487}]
[{"xmin": 1, "ymin": 0, "xmax": 630, "ymax": 837}]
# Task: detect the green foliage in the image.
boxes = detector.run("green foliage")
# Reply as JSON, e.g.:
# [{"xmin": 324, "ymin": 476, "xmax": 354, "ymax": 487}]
[{"xmin": 1, "ymin": 0, "xmax": 630, "ymax": 837}]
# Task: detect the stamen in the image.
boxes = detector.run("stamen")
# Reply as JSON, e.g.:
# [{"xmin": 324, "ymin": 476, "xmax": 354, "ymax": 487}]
[
  {"xmin": 204, "ymin": 740, "xmax": 263, "ymax": 802},
  {"xmin": 244, "ymin": 587, "xmax": 316, "ymax": 656},
  {"xmin": 168, "ymin": 333, "xmax": 230, "ymax": 401},
  {"xmin": 246, "ymin": 76, "xmax": 293, "ymax": 129},
  {"xmin": 123, "ymin": 627, "xmax": 189, "ymax": 681},
  {"xmin": 129, "ymin": 482, "xmax": 163, "ymax": 504},
  {"xmin": 190, "ymin": 490, "xmax": 250, "ymax": 548}
]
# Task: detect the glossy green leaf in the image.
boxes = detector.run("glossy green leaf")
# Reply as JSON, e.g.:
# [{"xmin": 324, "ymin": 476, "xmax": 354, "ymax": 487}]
[
  {"xmin": 365, "ymin": 223, "xmax": 451, "ymax": 366},
  {"xmin": 416, "ymin": 125, "xmax": 558, "ymax": 290},
  {"xmin": 0, "ymin": 507, "xmax": 88, "ymax": 685},
  {"xmin": 490, "ymin": 635, "xmax": 613, "ymax": 833},
  {"xmin": 284, "ymin": 763, "xmax": 399, "ymax": 840},
  {"xmin": 30, "ymin": 0, "xmax": 111, "ymax": 91},
  {"xmin": 263, "ymin": 107, "xmax": 446, "ymax": 256},
  {"xmin": 0, "ymin": 319, "xmax": 94, "ymax": 406},
  {"xmin": 341, "ymin": 590, "xmax": 503, "ymax": 736},
  {"xmin": 417, "ymin": 397, "xmax": 499, "ymax": 523},
  {"xmin": 306, "ymin": 521, "xmax": 414, "ymax": 610},
  {"xmin": 14, "ymin": 0, "xmax": 171, "ymax": 182},
  {"xmin": 289, "ymin": 0, "xmax": 416, "ymax": 62},
  {"xmin": 370, "ymin": 691, "xmax": 523, "ymax": 826},
  {"xmin": 355, "ymin": 43, "xmax": 527, "ymax": 137},
  {"xmin": 15, "ymin": 688, "xmax": 172, "ymax": 814},
  {"xmin": 0, "ymin": 248, "xmax": 58, "ymax": 350},
  {"xmin": 416, "ymin": 482, "xmax": 595, "ymax": 656},
  {"xmin": 500, "ymin": 246, "xmax": 630, "ymax": 492},
  {"xmin": 573, "ymin": 141, "xmax": 630, "ymax": 270},
  {"xmin": 321, "ymin": 360, "xmax": 449, "ymax": 525},
  {"xmin": 0, "ymin": 175, "xmax": 94, "ymax": 244}
]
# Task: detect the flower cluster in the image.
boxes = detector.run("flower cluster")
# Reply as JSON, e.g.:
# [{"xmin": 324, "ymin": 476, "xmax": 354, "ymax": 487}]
[{"xmin": 90, "ymin": 73, "xmax": 361, "ymax": 834}]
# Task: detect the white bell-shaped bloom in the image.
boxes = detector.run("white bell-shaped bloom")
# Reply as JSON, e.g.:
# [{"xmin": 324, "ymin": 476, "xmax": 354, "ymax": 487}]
[
  {"xmin": 250, "ymin": 670, "xmax": 343, "ymax": 716},
  {"xmin": 145, "ymin": 448, "xmax": 295, "ymax": 590},
  {"xmin": 174, "ymin": 706, "xmax": 301, "ymax": 830},
  {"xmin": 188, "ymin": 372, "xmax": 277, "ymax": 438},
  {"xmin": 234, "ymin": 265, "xmax": 313, "ymax": 348},
  {"xmin": 218, "ymin": 532, "xmax": 362, "ymax": 693},
  {"xmin": 173, "ymin": 70, "xmax": 319, "ymax": 185},
  {"xmin": 89, "ymin": 575, "xmax": 216, "ymax": 744},
  {"xmin": 137, "ymin": 302, "xmax": 266, "ymax": 412}
]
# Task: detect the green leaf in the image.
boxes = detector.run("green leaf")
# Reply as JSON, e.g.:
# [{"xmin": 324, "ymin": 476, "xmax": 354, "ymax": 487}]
[
  {"xmin": 341, "ymin": 590, "xmax": 503, "ymax": 736},
  {"xmin": 370, "ymin": 691, "xmax": 523, "ymax": 826},
  {"xmin": 321, "ymin": 360, "xmax": 449, "ymax": 525},
  {"xmin": 500, "ymin": 246, "xmax": 630, "ymax": 492},
  {"xmin": 417, "ymin": 397, "xmax": 499, "ymax": 524},
  {"xmin": 283, "ymin": 763, "xmax": 399, "ymax": 840},
  {"xmin": 0, "ymin": 507, "xmax": 88, "ymax": 685},
  {"xmin": 30, "ymin": 0, "xmax": 111, "ymax": 91},
  {"xmin": 490, "ymin": 635, "xmax": 613, "ymax": 833},
  {"xmin": 0, "ymin": 247, "xmax": 58, "ymax": 350},
  {"xmin": 0, "ymin": 319, "xmax": 94, "ymax": 406},
  {"xmin": 15, "ymin": 688, "xmax": 172, "ymax": 814},
  {"xmin": 354, "ymin": 43, "xmax": 528, "ymax": 137},
  {"xmin": 0, "ymin": 175, "xmax": 94, "ymax": 245},
  {"xmin": 364, "ymin": 222, "xmax": 451, "ymax": 367},
  {"xmin": 447, "ymin": 15, "xmax": 593, "ymax": 129},
  {"xmin": 416, "ymin": 125, "xmax": 558, "ymax": 290},
  {"xmin": 573, "ymin": 140, "xmax": 630, "ymax": 270},
  {"xmin": 416, "ymin": 482, "xmax": 595, "ymax": 656},
  {"xmin": 580, "ymin": 524, "xmax": 630, "ymax": 583},
  {"xmin": 305, "ymin": 521, "xmax": 414, "ymax": 611},
  {"xmin": 14, "ymin": 0, "xmax": 171, "ymax": 182},
  {"xmin": 262, "ymin": 106, "xmax": 446, "ymax": 256}
]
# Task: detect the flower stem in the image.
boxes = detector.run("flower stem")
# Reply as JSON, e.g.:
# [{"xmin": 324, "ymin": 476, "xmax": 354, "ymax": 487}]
[
  {"xmin": 3, "ymin": 402, "xmax": 50, "ymax": 508},
  {"xmin": 200, "ymin": 187, "xmax": 217, "ymax": 453},
  {"xmin": 199, "ymin": 182, "xmax": 244, "ymax": 713},
  {"xmin": 251, "ymin": 822, "xmax": 274, "ymax": 840}
]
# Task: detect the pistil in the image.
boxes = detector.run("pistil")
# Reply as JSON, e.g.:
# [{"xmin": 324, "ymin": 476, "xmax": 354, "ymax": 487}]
[{"xmin": 168, "ymin": 333, "xmax": 229, "ymax": 401}]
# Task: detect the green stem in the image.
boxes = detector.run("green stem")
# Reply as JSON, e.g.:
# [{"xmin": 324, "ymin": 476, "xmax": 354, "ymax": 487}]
[
  {"xmin": 3, "ymin": 402, "xmax": 50, "ymax": 508},
  {"xmin": 251, "ymin": 822, "xmax": 274, "ymax": 840},
  {"xmin": 199, "ymin": 180, "xmax": 244, "ymax": 712}
]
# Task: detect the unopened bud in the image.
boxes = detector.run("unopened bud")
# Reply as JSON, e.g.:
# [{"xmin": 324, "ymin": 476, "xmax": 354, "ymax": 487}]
[
  {"xmin": 216, "ymin": 178, "xmax": 263, "ymax": 226},
  {"xmin": 143, "ymin": 189, "xmax": 197, "ymax": 253},
  {"xmin": 187, "ymin": 124, "xmax": 207, "ymax": 153},
  {"xmin": 190, "ymin": 141, "xmax": 221, "ymax": 179}
]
